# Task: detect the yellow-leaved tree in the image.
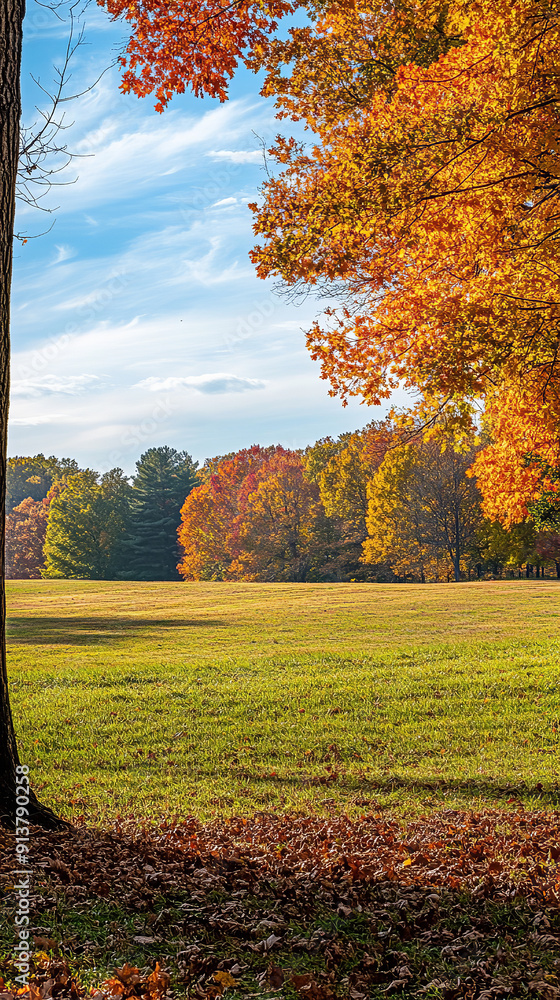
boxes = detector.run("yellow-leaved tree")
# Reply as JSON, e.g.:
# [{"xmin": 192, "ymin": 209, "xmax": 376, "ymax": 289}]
[
  {"xmin": 364, "ymin": 437, "xmax": 481, "ymax": 582},
  {"xmin": 305, "ymin": 421, "xmax": 394, "ymax": 579}
]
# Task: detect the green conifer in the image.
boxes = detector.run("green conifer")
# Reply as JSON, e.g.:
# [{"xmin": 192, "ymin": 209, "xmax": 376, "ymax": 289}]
[{"xmin": 121, "ymin": 446, "xmax": 198, "ymax": 580}]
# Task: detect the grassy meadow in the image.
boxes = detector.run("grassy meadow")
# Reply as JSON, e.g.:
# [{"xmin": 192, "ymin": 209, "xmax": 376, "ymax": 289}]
[{"xmin": 7, "ymin": 578, "xmax": 560, "ymax": 824}]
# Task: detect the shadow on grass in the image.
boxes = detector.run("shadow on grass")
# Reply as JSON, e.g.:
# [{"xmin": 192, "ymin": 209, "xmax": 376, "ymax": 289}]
[
  {"xmin": 251, "ymin": 771, "xmax": 560, "ymax": 804},
  {"xmin": 6, "ymin": 615, "xmax": 225, "ymax": 645},
  {"xmin": 368, "ymin": 775, "xmax": 560, "ymax": 804}
]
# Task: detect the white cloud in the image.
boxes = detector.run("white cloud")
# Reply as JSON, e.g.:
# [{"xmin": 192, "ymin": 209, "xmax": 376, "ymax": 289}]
[
  {"xmin": 136, "ymin": 374, "xmax": 267, "ymax": 395},
  {"xmin": 10, "ymin": 414, "xmax": 65, "ymax": 426},
  {"xmin": 11, "ymin": 374, "xmax": 103, "ymax": 398},
  {"xmin": 213, "ymin": 197, "xmax": 237, "ymax": 208},
  {"xmin": 51, "ymin": 245, "xmax": 76, "ymax": 265},
  {"xmin": 207, "ymin": 150, "xmax": 263, "ymax": 164},
  {"xmin": 29, "ymin": 99, "xmax": 267, "ymax": 215}
]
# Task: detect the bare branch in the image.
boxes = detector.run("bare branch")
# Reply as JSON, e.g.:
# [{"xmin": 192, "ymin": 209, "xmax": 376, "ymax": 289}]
[{"xmin": 15, "ymin": 0, "xmax": 115, "ymax": 237}]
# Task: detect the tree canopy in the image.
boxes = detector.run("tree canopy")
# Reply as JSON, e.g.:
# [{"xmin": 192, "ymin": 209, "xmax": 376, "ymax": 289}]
[{"xmin": 249, "ymin": 2, "xmax": 560, "ymax": 425}]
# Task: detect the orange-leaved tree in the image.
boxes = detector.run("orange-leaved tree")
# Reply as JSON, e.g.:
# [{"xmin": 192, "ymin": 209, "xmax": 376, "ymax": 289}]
[
  {"xmin": 229, "ymin": 449, "xmax": 330, "ymax": 581},
  {"xmin": 471, "ymin": 376, "xmax": 560, "ymax": 527},
  {"xmin": 103, "ymin": 0, "xmax": 299, "ymax": 109},
  {"xmin": 178, "ymin": 445, "xmax": 288, "ymax": 580},
  {"xmin": 178, "ymin": 445, "xmax": 332, "ymax": 581},
  {"xmin": 104, "ymin": 0, "xmax": 560, "ymax": 539},
  {"xmin": 5, "ymin": 495, "xmax": 50, "ymax": 579},
  {"xmin": 248, "ymin": 1, "xmax": 560, "ymax": 423}
]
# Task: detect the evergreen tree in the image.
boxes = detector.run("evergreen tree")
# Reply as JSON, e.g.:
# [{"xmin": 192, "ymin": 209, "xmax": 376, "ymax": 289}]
[
  {"xmin": 122, "ymin": 446, "xmax": 198, "ymax": 580},
  {"xmin": 43, "ymin": 469, "xmax": 132, "ymax": 580}
]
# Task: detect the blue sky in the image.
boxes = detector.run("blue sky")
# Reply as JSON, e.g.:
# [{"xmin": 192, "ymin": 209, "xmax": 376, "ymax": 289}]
[{"xmin": 11, "ymin": 3, "xmax": 389, "ymax": 474}]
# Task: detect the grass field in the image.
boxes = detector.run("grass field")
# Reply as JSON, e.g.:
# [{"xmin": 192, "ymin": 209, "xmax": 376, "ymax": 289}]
[{"xmin": 7, "ymin": 578, "xmax": 560, "ymax": 824}]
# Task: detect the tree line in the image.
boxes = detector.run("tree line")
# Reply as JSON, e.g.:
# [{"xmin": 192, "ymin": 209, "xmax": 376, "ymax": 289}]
[
  {"xmin": 7, "ymin": 426, "xmax": 560, "ymax": 583},
  {"xmin": 6, "ymin": 447, "xmax": 198, "ymax": 581}
]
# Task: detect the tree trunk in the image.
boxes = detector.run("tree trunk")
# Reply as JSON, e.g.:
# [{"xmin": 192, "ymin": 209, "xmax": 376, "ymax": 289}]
[
  {"xmin": 453, "ymin": 506, "xmax": 461, "ymax": 582},
  {"xmin": 0, "ymin": 0, "xmax": 64, "ymax": 829}
]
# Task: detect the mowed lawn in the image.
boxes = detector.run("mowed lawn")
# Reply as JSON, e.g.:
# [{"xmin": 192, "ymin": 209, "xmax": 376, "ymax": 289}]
[{"xmin": 6, "ymin": 579, "xmax": 560, "ymax": 824}]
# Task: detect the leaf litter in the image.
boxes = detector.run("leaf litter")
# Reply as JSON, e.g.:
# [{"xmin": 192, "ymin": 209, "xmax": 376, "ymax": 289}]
[{"xmin": 1, "ymin": 809, "xmax": 559, "ymax": 999}]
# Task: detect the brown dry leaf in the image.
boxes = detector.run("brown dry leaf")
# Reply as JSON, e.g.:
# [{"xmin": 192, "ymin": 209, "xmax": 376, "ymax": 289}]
[
  {"xmin": 98, "ymin": 981, "xmax": 124, "ymax": 998},
  {"xmin": 32, "ymin": 938, "xmax": 58, "ymax": 953},
  {"xmin": 144, "ymin": 963, "xmax": 170, "ymax": 999},
  {"xmin": 113, "ymin": 967, "xmax": 140, "ymax": 987},
  {"xmin": 266, "ymin": 965, "xmax": 285, "ymax": 989},
  {"xmin": 212, "ymin": 972, "xmax": 237, "ymax": 991}
]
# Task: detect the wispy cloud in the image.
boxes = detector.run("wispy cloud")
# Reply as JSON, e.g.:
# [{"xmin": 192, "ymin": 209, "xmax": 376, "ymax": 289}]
[
  {"xmin": 207, "ymin": 150, "xmax": 263, "ymax": 164},
  {"xmin": 51, "ymin": 245, "xmax": 76, "ymax": 265},
  {"xmin": 34, "ymin": 100, "xmax": 268, "ymax": 215},
  {"xmin": 10, "ymin": 414, "xmax": 65, "ymax": 426},
  {"xmin": 136, "ymin": 374, "xmax": 267, "ymax": 395},
  {"xmin": 12, "ymin": 374, "xmax": 104, "ymax": 397}
]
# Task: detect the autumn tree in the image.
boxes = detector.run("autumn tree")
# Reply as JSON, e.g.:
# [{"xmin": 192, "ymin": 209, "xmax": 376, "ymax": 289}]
[
  {"xmin": 7, "ymin": 454, "xmax": 80, "ymax": 513},
  {"xmin": 5, "ymin": 495, "xmax": 50, "ymax": 579},
  {"xmin": 469, "ymin": 519, "xmax": 539, "ymax": 579},
  {"xmin": 120, "ymin": 446, "xmax": 198, "ymax": 581},
  {"xmin": 178, "ymin": 445, "xmax": 293, "ymax": 579},
  {"xmin": 229, "ymin": 450, "xmax": 331, "ymax": 581},
  {"xmin": 364, "ymin": 436, "xmax": 481, "ymax": 582},
  {"xmin": 535, "ymin": 532, "xmax": 560, "ymax": 578},
  {"xmin": 43, "ymin": 469, "xmax": 132, "ymax": 580},
  {"xmin": 305, "ymin": 421, "xmax": 393, "ymax": 579},
  {"xmin": 249, "ymin": 2, "xmax": 560, "ymax": 430}
]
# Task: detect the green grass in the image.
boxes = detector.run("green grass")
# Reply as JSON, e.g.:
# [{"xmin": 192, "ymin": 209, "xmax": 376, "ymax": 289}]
[{"xmin": 6, "ymin": 578, "xmax": 560, "ymax": 823}]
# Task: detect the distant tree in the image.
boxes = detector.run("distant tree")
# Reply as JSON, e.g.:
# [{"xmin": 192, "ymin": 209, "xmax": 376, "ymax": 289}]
[
  {"xmin": 363, "ymin": 445, "xmax": 433, "ymax": 582},
  {"xmin": 121, "ymin": 446, "xmax": 198, "ymax": 580},
  {"xmin": 178, "ymin": 445, "xmax": 281, "ymax": 580},
  {"xmin": 364, "ymin": 437, "xmax": 481, "ymax": 582},
  {"xmin": 469, "ymin": 520, "xmax": 539, "ymax": 579},
  {"xmin": 304, "ymin": 434, "xmax": 350, "ymax": 486},
  {"xmin": 307, "ymin": 422, "xmax": 394, "ymax": 580},
  {"xmin": 230, "ymin": 450, "xmax": 331, "ymax": 581},
  {"xmin": 43, "ymin": 469, "xmax": 132, "ymax": 579},
  {"xmin": 5, "ymin": 494, "xmax": 50, "ymax": 578},
  {"xmin": 535, "ymin": 532, "xmax": 560, "ymax": 579},
  {"xmin": 7, "ymin": 454, "xmax": 80, "ymax": 513}
]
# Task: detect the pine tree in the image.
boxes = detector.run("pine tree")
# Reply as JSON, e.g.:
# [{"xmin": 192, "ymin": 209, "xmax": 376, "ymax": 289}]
[{"xmin": 122, "ymin": 446, "xmax": 198, "ymax": 580}]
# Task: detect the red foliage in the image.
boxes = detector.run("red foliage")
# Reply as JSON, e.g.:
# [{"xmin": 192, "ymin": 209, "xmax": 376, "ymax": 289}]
[
  {"xmin": 101, "ymin": 0, "xmax": 296, "ymax": 109},
  {"xmin": 177, "ymin": 445, "xmax": 326, "ymax": 581},
  {"xmin": 5, "ymin": 495, "xmax": 50, "ymax": 579}
]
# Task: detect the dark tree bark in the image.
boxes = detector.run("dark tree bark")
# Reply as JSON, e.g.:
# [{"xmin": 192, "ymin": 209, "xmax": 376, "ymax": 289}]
[{"xmin": 0, "ymin": 0, "xmax": 64, "ymax": 829}]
